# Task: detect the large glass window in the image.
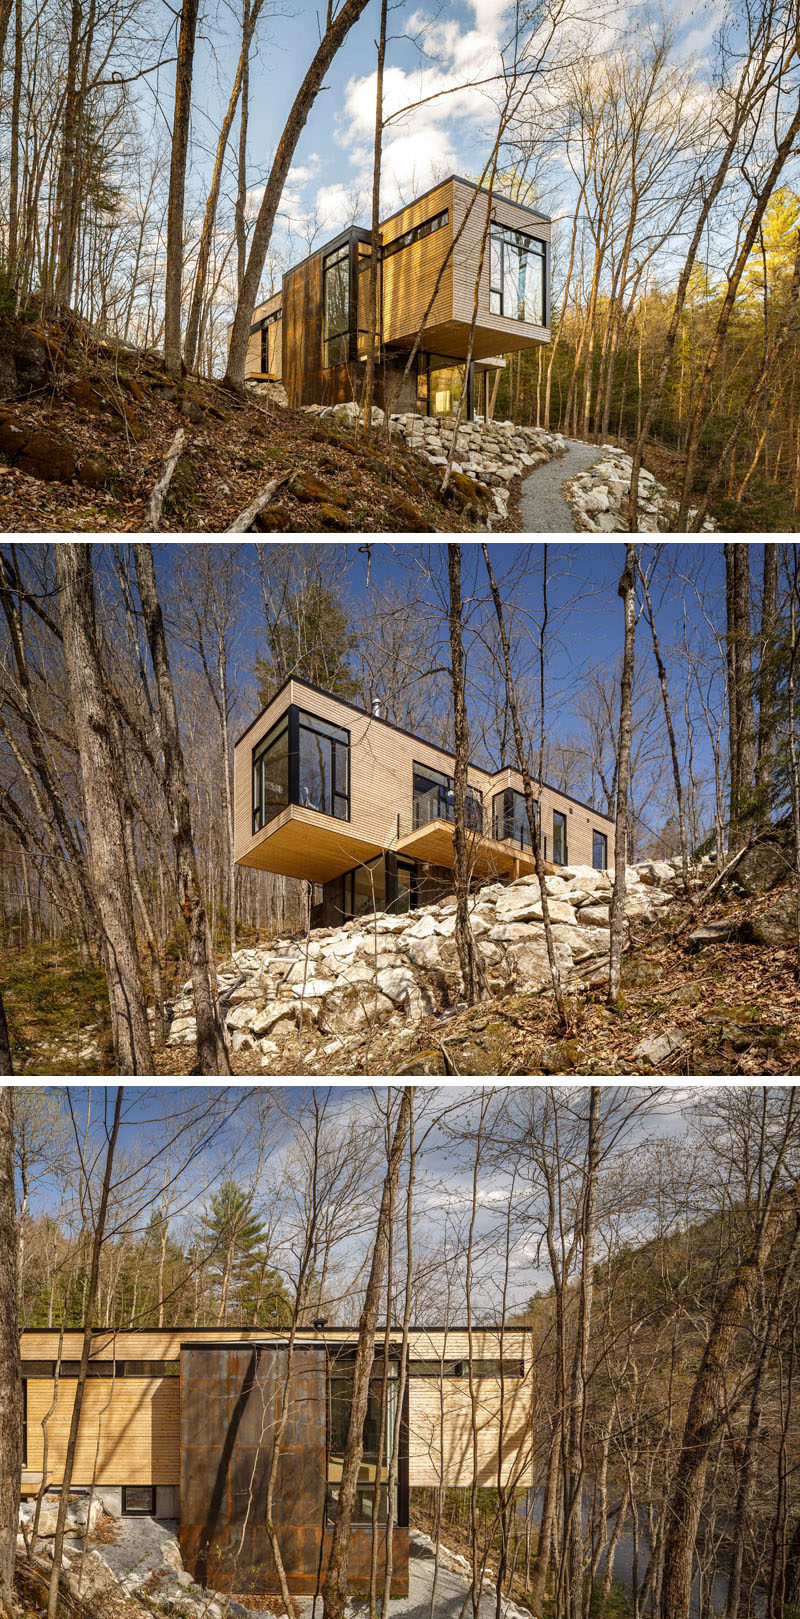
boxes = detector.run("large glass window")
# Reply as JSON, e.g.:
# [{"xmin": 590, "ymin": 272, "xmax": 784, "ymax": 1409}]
[
  {"xmin": 592, "ymin": 829, "xmax": 608, "ymax": 870},
  {"xmin": 489, "ymin": 225, "xmax": 546, "ymax": 324},
  {"xmin": 252, "ymin": 717, "xmax": 289, "ymax": 834},
  {"xmin": 298, "ymin": 709, "xmax": 349, "ymax": 819},
  {"xmin": 492, "ymin": 787, "xmax": 534, "ymax": 848},
  {"xmin": 323, "ymin": 243, "xmax": 350, "ymax": 367},
  {"xmin": 413, "ymin": 764, "xmax": 482, "ymax": 830},
  {"xmin": 328, "ymin": 1360, "xmax": 399, "ymax": 1525},
  {"xmin": 552, "ymin": 809, "xmax": 567, "ymax": 865}
]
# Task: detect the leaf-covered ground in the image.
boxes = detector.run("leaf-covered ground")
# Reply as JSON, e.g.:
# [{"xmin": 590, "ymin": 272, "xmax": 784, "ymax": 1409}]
[{"xmin": 0, "ymin": 312, "xmax": 484, "ymax": 533}]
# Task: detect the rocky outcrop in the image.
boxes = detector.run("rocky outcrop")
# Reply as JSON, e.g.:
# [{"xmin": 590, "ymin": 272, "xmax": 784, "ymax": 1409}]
[
  {"xmin": 300, "ymin": 402, "xmax": 565, "ymax": 523},
  {"xmin": 165, "ymin": 859, "xmax": 700, "ymax": 1067},
  {"xmin": 566, "ymin": 445, "xmax": 717, "ymax": 533}
]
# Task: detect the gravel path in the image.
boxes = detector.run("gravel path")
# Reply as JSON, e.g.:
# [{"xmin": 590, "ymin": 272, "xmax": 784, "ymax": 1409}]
[{"xmin": 518, "ymin": 438, "xmax": 600, "ymax": 532}]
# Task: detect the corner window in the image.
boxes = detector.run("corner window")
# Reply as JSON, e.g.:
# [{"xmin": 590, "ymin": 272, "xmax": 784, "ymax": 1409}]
[
  {"xmin": 489, "ymin": 225, "xmax": 546, "ymax": 324},
  {"xmin": 323, "ymin": 243, "xmax": 350, "ymax": 367},
  {"xmin": 492, "ymin": 788, "xmax": 533, "ymax": 848},
  {"xmin": 298, "ymin": 709, "xmax": 349, "ymax": 820},
  {"xmin": 552, "ymin": 809, "xmax": 567, "ymax": 865},
  {"xmin": 252, "ymin": 717, "xmax": 290, "ymax": 835},
  {"xmin": 122, "ymin": 1486, "xmax": 156, "ymax": 1516},
  {"xmin": 592, "ymin": 829, "xmax": 608, "ymax": 870}
]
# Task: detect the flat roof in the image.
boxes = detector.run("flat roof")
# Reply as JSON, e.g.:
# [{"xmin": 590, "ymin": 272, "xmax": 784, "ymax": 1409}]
[{"xmin": 234, "ymin": 675, "xmax": 615, "ymax": 826}]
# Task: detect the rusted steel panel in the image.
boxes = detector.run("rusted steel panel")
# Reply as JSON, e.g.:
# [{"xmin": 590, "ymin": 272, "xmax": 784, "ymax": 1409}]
[{"xmin": 180, "ymin": 1343, "xmax": 327, "ymax": 1593}]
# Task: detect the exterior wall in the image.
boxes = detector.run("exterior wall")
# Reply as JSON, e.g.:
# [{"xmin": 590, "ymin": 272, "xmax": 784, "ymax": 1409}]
[
  {"xmin": 233, "ymin": 679, "xmax": 614, "ymax": 875},
  {"xmin": 450, "ymin": 180, "xmax": 550, "ymax": 352},
  {"xmin": 380, "ymin": 179, "xmax": 454, "ymax": 347},
  {"xmin": 282, "ymin": 248, "xmax": 359, "ymax": 410},
  {"xmin": 246, "ymin": 290, "xmax": 283, "ymax": 380},
  {"xmin": 20, "ymin": 1328, "xmax": 533, "ymax": 1495}
]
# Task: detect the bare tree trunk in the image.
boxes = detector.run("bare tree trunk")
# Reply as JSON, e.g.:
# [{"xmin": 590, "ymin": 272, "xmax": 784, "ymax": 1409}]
[
  {"xmin": 163, "ymin": 0, "xmax": 200, "ymax": 375},
  {"xmin": 638, "ymin": 555, "xmax": 689, "ymax": 894},
  {"xmin": 565, "ymin": 1089, "xmax": 599, "ymax": 1619},
  {"xmin": 55, "ymin": 546, "xmax": 153, "ymax": 1074},
  {"xmin": 0, "ymin": 996, "xmax": 12, "ymax": 1077},
  {"xmin": 0, "ymin": 1086, "xmax": 21, "ymax": 1618},
  {"xmin": 447, "ymin": 545, "xmax": 486, "ymax": 1005},
  {"xmin": 322, "ymin": 1088, "xmax": 413, "ymax": 1619},
  {"xmin": 608, "ymin": 545, "xmax": 636, "ymax": 1006},
  {"xmin": 659, "ymin": 1096, "xmax": 798, "ymax": 1619},
  {"xmin": 225, "ymin": 0, "xmax": 374, "ymax": 390},
  {"xmin": 482, "ymin": 545, "xmax": 569, "ymax": 1028},
  {"xmin": 755, "ymin": 542, "xmax": 779, "ymax": 816},
  {"xmin": 132, "ymin": 543, "xmax": 231, "ymax": 1075},
  {"xmin": 47, "ymin": 1088, "xmax": 123, "ymax": 1619},
  {"xmin": 529, "ymin": 1421, "xmax": 561, "ymax": 1614},
  {"xmin": 362, "ymin": 0, "xmax": 387, "ymax": 431},
  {"xmin": 381, "ymin": 1098, "xmax": 415, "ymax": 1612}
]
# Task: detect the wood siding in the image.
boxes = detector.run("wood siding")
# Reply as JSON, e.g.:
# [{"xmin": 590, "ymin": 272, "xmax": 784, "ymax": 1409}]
[
  {"xmin": 20, "ymin": 1328, "xmax": 533, "ymax": 1493},
  {"xmin": 234, "ymin": 679, "xmax": 614, "ymax": 879},
  {"xmin": 380, "ymin": 180, "xmax": 454, "ymax": 348},
  {"xmin": 450, "ymin": 180, "xmax": 550, "ymax": 352},
  {"xmin": 245, "ymin": 290, "xmax": 283, "ymax": 380}
]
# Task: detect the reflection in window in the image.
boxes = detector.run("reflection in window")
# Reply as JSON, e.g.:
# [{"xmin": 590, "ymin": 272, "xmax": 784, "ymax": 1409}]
[
  {"xmin": 592, "ymin": 829, "xmax": 608, "ymax": 870},
  {"xmin": 328, "ymin": 1364, "xmax": 398, "ymax": 1525},
  {"xmin": 489, "ymin": 225, "xmax": 546, "ymax": 324},
  {"xmin": 413, "ymin": 764, "xmax": 482, "ymax": 831},
  {"xmin": 351, "ymin": 857, "xmax": 387, "ymax": 917},
  {"xmin": 252, "ymin": 718, "xmax": 289, "ymax": 834},
  {"xmin": 323, "ymin": 243, "xmax": 350, "ymax": 367},
  {"xmin": 492, "ymin": 788, "xmax": 534, "ymax": 848},
  {"xmin": 553, "ymin": 809, "xmax": 567, "ymax": 865},
  {"xmin": 298, "ymin": 709, "xmax": 349, "ymax": 819}
]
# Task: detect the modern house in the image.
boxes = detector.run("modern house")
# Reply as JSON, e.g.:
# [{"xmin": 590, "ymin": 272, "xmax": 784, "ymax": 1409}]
[
  {"xmin": 19, "ymin": 1325, "xmax": 533, "ymax": 1596},
  {"xmin": 241, "ymin": 176, "xmax": 551, "ymax": 417},
  {"xmin": 233, "ymin": 677, "xmax": 614, "ymax": 928}
]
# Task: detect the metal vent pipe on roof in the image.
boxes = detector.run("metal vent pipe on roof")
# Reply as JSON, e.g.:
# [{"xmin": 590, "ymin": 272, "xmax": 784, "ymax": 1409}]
[{"xmin": 371, "ymin": 697, "xmax": 385, "ymax": 719}]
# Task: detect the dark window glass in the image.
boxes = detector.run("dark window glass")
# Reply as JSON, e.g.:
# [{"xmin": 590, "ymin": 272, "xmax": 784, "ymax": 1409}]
[
  {"xmin": 22, "ymin": 1378, "xmax": 27, "ymax": 1467},
  {"xmin": 395, "ymin": 862, "xmax": 414, "ymax": 914},
  {"xmin": 409, "ymin": 1359, "xmax": 524, "ymax": 1377},
  {"xmin": 489, "ymin": 224, "xmax": 546, "ymax": 324},
  {"xmin": 324, "ymin": 244, "xmax": 350, "ymax": 367},
  {"xmin": 592, "ymin": 829, "xmax": 608, "ymax": 870},
  {"xmin": 553, "ymin": 809, "xmax": 567, "ymax": 865},
  {"xmin": 252, "ymin": 718, "xmax": 289, "ymax": 834},
  {"xmin": 382, "ymin": 208, "xmax": 449, "ymax": 259},
  {"xmin": 298, "ymin": 709, "xmax": 349, "ymax": 819},
  {"xmin": 413, "ymin": 764, "xmax": 482, "ymax": 830},
  {"xmin": 352, "ymin": 857, "xmax": 387, "ymax": 917},
  {"xmin": 122, "ymin": 1486, "xmax": 156, "ymax": 1516},
  {"xmin": 493, "ymin": 788, "xmax": 532, "ymax": 847},
  {"xmin": 328, "ymin": 1365, "xmax": 399, "ymax": 1526}
]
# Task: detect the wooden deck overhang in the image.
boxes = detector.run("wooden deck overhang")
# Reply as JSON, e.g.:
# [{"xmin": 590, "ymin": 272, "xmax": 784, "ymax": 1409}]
[
  {"xmin": 238, "ymin": 805, "xmax": 384, "ymax": 883},
  {"xmin": 396, "ymin": 817, "xmax": 537, "ymax": 878},
  {"xmin": 385, "ymin": 318, "xmax": 548, "ymax": 363}
]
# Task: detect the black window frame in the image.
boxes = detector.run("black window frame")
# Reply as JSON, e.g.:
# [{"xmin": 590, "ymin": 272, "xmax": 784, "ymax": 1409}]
[
  {"xmin": 552, "ymin": 808, "xmax": 568, "ymax": 866},
  {"xmin": 492, "ymin": 787, "xmax": 534, "ymax": 848},
  {"xmin": 297, "ymin": 707, "xmax": 350, "ymax": 821},
  {"xmin": 122, "ymin": 1485, "xmax": 156, "ymax": 1517},
  {"xmin": 489, "ymin": 223, "xmax": 547, "ymax": 325},
  {"xmin": 252, "ymin": 714, "xmax": 290, "ymax": 835},
  {"xmin": 252, "ymin": 704, "xmax": 351, "ymax": 832},
  {"xmin": 22, "ymin": 1377, "xmax": 27, "ymax": 1467},
  {"xmin": 412, "ymin": 762, "xmax": 482, "ymax": 832},
  {"xmin": 382, "ymin": 208, "xmax": 449, "ymax": 260},
  {"xmin": 323, "ymin": 241, "xmax": 352, "ymax": 368},
  {"xmin": 592, "ymin": 829, "xmax": 608, "ymax": 870},
  {"xmin": 259, "ymin": 308, "xmax": 281, "ymax": 372}
]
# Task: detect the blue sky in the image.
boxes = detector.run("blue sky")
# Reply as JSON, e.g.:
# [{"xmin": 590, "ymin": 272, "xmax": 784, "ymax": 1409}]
[{"xmin": 175, "ymin": 0, "xmax": 722, "ymax": 282}]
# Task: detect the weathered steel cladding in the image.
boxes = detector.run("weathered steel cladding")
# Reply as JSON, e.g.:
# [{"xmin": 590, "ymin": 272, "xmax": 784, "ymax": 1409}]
[{"xmin": 179, "ymin": 1344, "xmax": 408, "ymax": 1597}]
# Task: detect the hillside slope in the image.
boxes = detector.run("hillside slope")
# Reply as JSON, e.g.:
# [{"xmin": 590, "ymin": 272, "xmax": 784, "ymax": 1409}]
[{"xmin": 0, "ymin": 310, "xmax": 484, "ymax": 532}]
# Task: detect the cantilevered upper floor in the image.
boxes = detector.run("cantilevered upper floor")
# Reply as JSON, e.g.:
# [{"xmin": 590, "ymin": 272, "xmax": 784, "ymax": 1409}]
[
  {"xmin": 233, "ymin": 678, "xmax": 614, "ymax": 925},
  {"xmin": 242, "ymin": 176, "xmax": 551, "ymax": 412}
]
